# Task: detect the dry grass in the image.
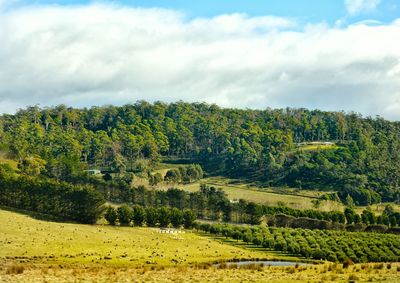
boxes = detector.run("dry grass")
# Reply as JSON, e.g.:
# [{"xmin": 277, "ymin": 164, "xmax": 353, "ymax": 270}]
[
  {"xmin": 354, "ymin": 203, "xmax": 400, "ymax": 215},
  {"xmin": 1, "ymin": 262, "xmax": 399, "ymax": 282}
]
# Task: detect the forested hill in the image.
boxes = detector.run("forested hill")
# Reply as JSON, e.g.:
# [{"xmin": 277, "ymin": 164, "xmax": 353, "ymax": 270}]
[{"xmin": 0, "ymin": 101, "xmax": 399, "ymax": 205}]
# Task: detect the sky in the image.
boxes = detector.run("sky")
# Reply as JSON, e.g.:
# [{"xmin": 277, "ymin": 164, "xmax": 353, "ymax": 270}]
[{"xmin": 0, "ymin": 0, "xmax": 399, "ymax": 119}]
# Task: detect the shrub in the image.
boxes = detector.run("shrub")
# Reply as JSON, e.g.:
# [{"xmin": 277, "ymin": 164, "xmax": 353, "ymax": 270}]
[
  {"xmin": 164, "ymin": 169, "xmax": 181, "ymax": 183},
  {"xmin": 183, "ymin": 209, "xmax": 196, "ymax": 229},
  {"xmin": 132, "ymin": 205, "xmax": 145, "ymax": 226},
  {"xmin": 145, "ymin": 207, "xmax": 158, "ymax": 227},
  {"xmin": 117, "ymin": 205, "xmax": 133, "ymax": 226},
  {"xmin": 104, "ymin": 206, "xmax": 118, "ymax": 225},
  {"xmin": 158, "ymin": 207, "xmax": 171, "ymax": 227},
  {"xmin": 170, "ymin": 208, "xmax": 184, "ymax": 228}
]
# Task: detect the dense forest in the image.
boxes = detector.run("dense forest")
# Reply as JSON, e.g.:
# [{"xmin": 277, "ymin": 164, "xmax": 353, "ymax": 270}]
[{"xmin": 1, "ymin": 101, "xmax": 400, "ymax": 205}]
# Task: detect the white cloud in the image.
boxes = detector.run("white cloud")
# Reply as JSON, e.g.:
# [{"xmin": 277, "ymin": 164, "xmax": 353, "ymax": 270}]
[
  {"xmin": 0, "ymin": 4, "xmax": 400, "ymax": 119},
  {"xmin": 345, "ymin": 0, "xmax": 381, "ymax": 15}
]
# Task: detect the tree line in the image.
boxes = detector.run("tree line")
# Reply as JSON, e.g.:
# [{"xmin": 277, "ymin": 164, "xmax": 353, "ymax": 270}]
[
  {"xmin": 1, "ymin": 102, "xmax": 400, "ymax": 204},
  {"xmin": 104, "ymin": 205, "xmax": 196, "ymax": 228},
  {"xmin": 100, "ymin": 182, "xmax": 400, "ymax": 230},
  {"xmin": 0, "ymin": 167, "xmax": 105, "ymax": 223}
]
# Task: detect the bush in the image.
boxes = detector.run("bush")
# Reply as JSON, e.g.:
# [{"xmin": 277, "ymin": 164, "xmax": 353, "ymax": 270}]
[
  {"xmin": 158, "ymin": 207, "xmax": 171, "ymax": 227},
  {"xmin": 117, "ymin": 205, "xmax": 133, "ymax": 226},
  {"xmin": 104, "ymin": 206, "xmax": 118, "ymax": 225},
  {"xmin": 183, "ymin": 209, "xmax": 196, "ymax": 229},
  {"xmin": 170, "ymin": 208, "xmax": 184, "ymax": 228},
  {"xmin": 164, "ymin": 169, "xmax": 181, "ymax": 183},
  {"xmin": 145, "ymin": 207, "xmax": 158, "ymax": 227},
  {"xmin": 132, "ymin": 205, "xmax": 145, "ymax": 226}
]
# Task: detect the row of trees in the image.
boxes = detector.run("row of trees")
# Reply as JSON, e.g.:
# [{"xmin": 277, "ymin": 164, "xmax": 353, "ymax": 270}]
[
  {"xmin": 104, "ymin": 205, "xmax": 196, "ymax": 228},
  {"xmin": 267, "ymin": 213, "xmax": 400, "ymax": 233},
  {"xmin": 196, "ymin": 223, "xmax": 400, "ymax": 263},
  {"xmin": 1, "ymin": 102, "xmax": 400, "ymax": 203},
  {"xmin": 0, "ymin": 168, "xmax": 105, "ymax": 223},
  {"xmin": 98, "ymin": 182, "xmax": 400, "ymax": 230},
  {"xmin": 102, "ymin": 183, "xmax": 400, "ymax": 228}
]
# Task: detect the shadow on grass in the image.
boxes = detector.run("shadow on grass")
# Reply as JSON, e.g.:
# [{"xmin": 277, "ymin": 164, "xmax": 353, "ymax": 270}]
[
  {"xmin": 195, "ymin": 231, "xmax": 315, "ymax": 263},
  {"xmin": 0, "ymin": 205, "xmax": 77, "ymax": 224}
]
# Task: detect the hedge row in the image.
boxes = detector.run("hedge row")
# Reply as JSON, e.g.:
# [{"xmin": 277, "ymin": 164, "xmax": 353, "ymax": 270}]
[
  {"xmin": 104, "ymin": 205, "xmax": 196, "ymax": 228},
  {"xmin": 0, "ymin": 174, "xmax": 105, "ymax": 223}
]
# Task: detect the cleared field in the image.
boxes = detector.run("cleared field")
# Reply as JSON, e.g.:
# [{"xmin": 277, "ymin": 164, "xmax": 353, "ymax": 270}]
[
  {"xmin": 160, "ymin": 180, "xmax": 344, "ymax": 211},
  {"xmin": 297, "ymin": 144, "xmax": 339, "ymax": 151},
  {"xmin": 152, "ymin": 164, "xmax": 344, "ymax": 211},
  {"xmin": 153, "ymin": 168, "xmax": 400, "ymax": 213},
  {"xmin": 355, "ymin": 203, "xmax": 400, "ymax": 215},
  {"xmin": 0, "ymin": 208, "xmax": 268, "ymax": 267}
]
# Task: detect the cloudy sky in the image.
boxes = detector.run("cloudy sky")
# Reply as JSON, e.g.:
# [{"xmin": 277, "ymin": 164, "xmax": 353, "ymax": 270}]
[{"xmin": 0, "ymin": 1, "xmax": 399, "ymax": 119}]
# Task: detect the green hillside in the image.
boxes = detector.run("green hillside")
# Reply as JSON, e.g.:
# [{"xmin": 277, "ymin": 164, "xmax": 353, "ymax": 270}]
[{"xmin": 1, "ymin": 102, "xmax": 400, "ymax": 206}]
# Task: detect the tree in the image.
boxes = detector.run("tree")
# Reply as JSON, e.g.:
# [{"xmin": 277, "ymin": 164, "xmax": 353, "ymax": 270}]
[
  {"xmin": 104, "ymin": 206, "xmax": 118, "ymax": 225},
  {"xmin": 344, "ymin": 207, "xmax": 356, "ymax": 224},
  {"xmin": 111, "ymin": 153, "xmax": 126, "ymax": 175},
  {"xmin": 164, "ymin": 169, "xmax": 181, "ymax": 183},
  {"xmin": 246, "ymin": 202, "xmax": 262, "ymax": 225},
  {"xmin": 103, "ymin": 173, "xmax": 112, "ymax": 182},
  {"xmin": 145, "ymin": 207, "xmax": 158, "ymax": 227},
  {"xmin": 361, "ymin": 209, "xmax": 376, "ymax": 225},
  {"xmin": 170, "ymin": 208, "xmax": 184, "ymax": 228},
  {"xmin": 345, "ymin": 195, "xmax": 355, "ymax": 208},
  {"xmin": 158, "ymin": 207, "xmax": 171, "ymax": 227},
  {"xmin": 149, "ymin": 172, "xmax": 163, "ymax": 186},
  {"xmin": 18, "ymin": 155, "xmax": 46, "ymax": 176},
  {"xmin": 132, "ymin": 205, "xmax": 145, "ymax": 226},
  {"xmin": 117, "ymin": 205, "xmax": 133, "ymax": 226},
  {"xmin": 242, "ymin": 230, "xmax": 253, "ymax": 243},
  {"xmin": 354, "ymin": 214, "xmax": 361, "ymax": 224},
  {"xmin": 183, "ymin": 209, "xmax": 196, "ymax": 229},
  {"xmin": 122, "ymin": 172, "xmax": 135, "ymax": 186}
]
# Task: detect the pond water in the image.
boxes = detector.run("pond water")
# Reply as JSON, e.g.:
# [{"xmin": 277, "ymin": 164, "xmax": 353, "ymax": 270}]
[{"xmin": 215, "ymin": 261, "xmax": 309, "ymax": 267}]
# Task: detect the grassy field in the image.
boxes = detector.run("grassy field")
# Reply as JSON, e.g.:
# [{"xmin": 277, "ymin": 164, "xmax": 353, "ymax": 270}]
[
  {"xmin": 354, "ymin": 203, "xmax": 400, "ymax": 215},
  {"xmin": 295, "ymin": 142, "xmax": 340, "ymax": 152},
  {"xmin": 155, "ymin": 176, "xmax": 344, "ymax": 211},
  {"xmin": 0, "ymin": 208, "xmax": 270, "ymax": 267},
  {"xmin": 1, "ymin": 209, "xmax": 400, "ymax": 282},
  {"xmin": 297, "ymin": 144, "xmax": 339, "ymax": 152}
]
